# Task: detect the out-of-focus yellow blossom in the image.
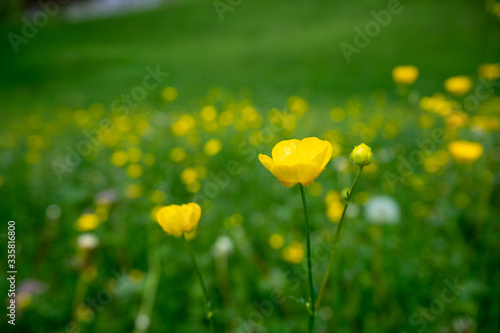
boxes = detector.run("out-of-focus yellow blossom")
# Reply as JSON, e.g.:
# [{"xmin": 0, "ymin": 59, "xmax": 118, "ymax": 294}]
[
  {"xmin": 223, "ymin": 213, "xmax": 243, "ymax": 229},
  {"xmin": 420, "ymin": 94, "xmax": 455, "ymax": 117},
  {"xmin": 327, "ymin": 201, "xmax": 344, "ymax": 223},
  {"xmin": 95, "ymin": 205, "xmax": 109, "ymax": 223},
  {"xmin": 116, "ymin": 117, "xmax": 132, "ymax": 132},
  {"xmin": 444, "ymin": 76, "xmax": 472, "ymax": 96},
  {"xmin": 201, "ymin": 106, "xmax": 218, "ymax": 122},
  {"xmin": 172, "ymin": 114, "xmax": 196, "ymax": 136},
  {"xmin": 77, "ymin": 213, "xmax": 99, "ymax": 231},
  {"xmin": 269, "ymin": 233, "xmax": 285, "ymax": 249},
  {"xmin": 73, "ymin": 110, "xmax": 89, "ymax": 126},
  {"xmin": 75, "ymin": 304, "xmax": 94, "ymax": 322},
  {"xmin": 170, "ymin": 147, "xmax": 187, "ymax": 162},
  {"xmin": 424, "ymin": 150, "xmax": 450, "ymax": 173},
  {"xmin": 125, "ymin": 184, "xmax": 143, "ymax": 199},
  {"xmin": 281, "ymin": 242, "xmax": 305, "ymax": 264},
  {"xmin": 418, "ymin": 114, "xmax": 435, "ymax": 129},
  {"xmin": 181, "ymin": 168, "xmax": 199, "ymax": 184},
  {"xmin": 269, "ymin": 109, "xmax": 297, "ymax": 132},
  {"xmin": 24, "ymin": 150, "xmax": 41, "ymax": 165},
  {"xmin": 392, "ymin": 65, "xmax": 419, "ymax": 85},
  {"xmin": 143, "ymin": 153, "xmax": 155, "ymax": 166},
  {"xmin": 287, "ymin": 96, "xmax": 308, "ymax": 116},
  {"xmin": 330, "ymin": 107, "xmax": 346, "ymax": 122},
  {"xmin": 186, "ymin": 181, "xmax": 201, "ymax": 193},
  {"xmin": 309, "ymin": 182, "xmax": 323, "ymax": 197},
  {"xmin": 445, "ymin": 111, "xmax": 467, "ymax": 128},
  {"xmin": 127, "ymin": 147, "xmax": 142, "ymax": 163},
  {"xmin": 156, "ymin": 203, "xmax": 201, "ymax": 237},
  {"xmin": 350, "ymin": 143, "xmax": 374, "ymax": 167},
  {"xmin": 126, "ymin": 164, "xmax": 143, "ymax": 178},
  {"xmin": 204, "ymin": 138, "xmax": 222, "ymax": 156},
  {"xmin": 110, "ymin": 151, "xmax": 127, "ymax": 167},
  {"xmin": 478, "ymin": 63, "xmax": 500, "ymax": 80},
  {"xmin": 448, "ymin": 140, "xmax": 483, "ymax": 164},
  {"xmin": 17, "ymin": 292, "xmax": 32, "ymax": 311},
  {"xmin": 494, "ymin": 2, "xmax": 500, "ymax": 18},
  {"xmin": 219, "ymin": 110, "xmax": 235, "ymax": 126},
  {"xmin": 26, "ymin": 135, "xmax": 45, "ymax": 150},
  {"xmin": 89, "ymin": 103, "xmax": 105, "ymax": 118},
  {"xmin": 473, "ymin": 116, "xmax": 500, "ymax": 131},
  {"xmin": 149, "ymin": 190, "xmax": 166, "ymax": 204},
  {"xmin": 162, "ymin": 86, "xmax": 178, "ymax": 102},
  {"xmin": 259, "ymin": 138, "xmax": 332, "ymax": 187},
  {"xmin": 326, "ymin": 190, "xmax": 342, "ymax": 204}
]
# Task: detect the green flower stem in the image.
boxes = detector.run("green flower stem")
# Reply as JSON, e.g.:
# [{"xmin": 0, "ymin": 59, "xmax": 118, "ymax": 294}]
[
  {"xmin": 299, "ymin": 183, "xmax": 315, "ymax": 333},
  {"xmin": 315, "ymin": 166, "xmax": 364, "ymax": 311},
  {"xmin": 183, "ymin": 234, "xmax": 215, "ymax": 333}
]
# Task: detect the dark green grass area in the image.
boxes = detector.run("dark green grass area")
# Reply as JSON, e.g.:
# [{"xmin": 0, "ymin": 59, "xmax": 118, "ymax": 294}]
[{"xmin": 0, "ymin": 0, "xmax": 499, "ymax": 118}]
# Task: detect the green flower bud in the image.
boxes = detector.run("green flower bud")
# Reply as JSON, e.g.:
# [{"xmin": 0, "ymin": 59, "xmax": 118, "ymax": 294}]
[{"xmin": 349, "ymin": 143, "xmax": 374, "ymax": 167}]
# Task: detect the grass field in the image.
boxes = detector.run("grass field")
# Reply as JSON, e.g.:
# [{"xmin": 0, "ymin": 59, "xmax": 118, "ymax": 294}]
[{"xmin": 1, "ymin": 0, "xmax": 500, "ymax": 332}]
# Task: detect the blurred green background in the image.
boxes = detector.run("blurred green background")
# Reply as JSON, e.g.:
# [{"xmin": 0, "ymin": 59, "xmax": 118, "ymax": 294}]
[{"xmin": 1, "ymin": 0, "xmax": 499, "ymax": 332}]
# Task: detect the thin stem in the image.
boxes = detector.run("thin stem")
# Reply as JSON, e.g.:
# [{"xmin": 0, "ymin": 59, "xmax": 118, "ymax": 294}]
[
  {"xmin": 299, "ymin": 183, "xmax": 315, "ymax": 333},
  {"xmin": 315, "ymin": 166, "xmax": 364, "ymax": 311},
  {"xmin": 183, "ymin": 235, "xmax": 215, "ymax": 333}
]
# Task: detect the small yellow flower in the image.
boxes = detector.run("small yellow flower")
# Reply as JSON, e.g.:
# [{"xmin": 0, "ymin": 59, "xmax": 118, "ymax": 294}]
[
  {"xmin": 349, "ymin": 143, "xmax": 374, "ymax": 167},
  {"xmin": 444, "ymin": 76, "xmax": 472, "ymax": 96},
  {"xmin": 392, "ymin": 65, "xmax": 419, "ymax": 85},
  {"xmin": 448, "ymin": 140, "xmax": 483, "ymax": 164},
  {"xmin": 204, "ymin": 138, "xmax": 222, "ymax": 156},
  {"xmin": 478, "ymin": 63, "xmax": 500, "ymax": 80},
  {"xmin": 170, "ymin": 147, "xmax": 187, "ymax": 162},
  {"xmin": 281, "ymin": 242, "xmax": 305, "ymax": 264},
  {"xmin": 127, "ymin": 147, "xmax": 142, "ymax": 163},
  {"xmin": 156, "ymin": 203, "xmax": 201, "ymax": 237},
  {"xmin": 258, "ymin": 137, "xmax": 333, "ymax": 187},
  {"xmin": 126, "ymin": 164, "xmax": 143, "ymax": 178},
  {"xmin": 77, "ymin": 213, "xmax": 99, "ymax": 231},
  {"xmin": 162, "ymin": 86, "xmax": 178, "ymax": 102},
  {"xmin": 172, "ymin": 114, "xmax": 196, "ymax": 136},
  {"xmin": 269, "ymin": 233, "xmax": 285, "ymax": 249}
]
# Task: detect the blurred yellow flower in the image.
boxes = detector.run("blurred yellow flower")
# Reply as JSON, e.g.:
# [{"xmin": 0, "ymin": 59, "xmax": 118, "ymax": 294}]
[
  {"xmin": 327, "ymin": 201, "xmax": 344, "ymax": 223},
  {"xmin": 269, "ymin": 233, "xmax": 285, "ymax": 249},
  {"xmin": 170, "ymin": 147, "xmax": 187, "ymax": 162},
  {"xmin": 258, "ymin": 137, "xmax": 332, "ymax": 187},
  {"xmin": 330, "ymin": 107, "xmax": 346, "ymax": 122},
  {"xmin": 126, "ymin": 164, "xmax": 143, "ymax": 178},
  {"xmin": 201, "ymin": 106, "xmax": 218, "ymax": 122},
  {"xmin": 181, "ymin": 168, "xmax": 199, "ymax": 184},
  {"xmin": 287, "ymin": 96, "xmax": 308, "ymax": 115},
  {"xmin": 172, "ymin": 114, "xmax": 196, "ymax": 136},
  {"xmin": 478, "ymin": 63, "xmax": 500, "ymax": 80},
  {"xmin": 156, "ymin": 203, "xmax": 201, "ymax": 237},
  {"xmin": 204, "ymin": 138, "xmax": 222, "ymax": 156},
  {"xmin": 281, "ymin": 242, "xmax": 304, "ymax": 264},
  {"xmin": 127, "ymin": 147, "xmax": 142, "ymax": 163},
  {"xmin": 110, "ymin": 151, "xmax": 127, "ymax": 166},
  {"xmin": 77, "ymin": 213, "xmax": 99, "ymax": 231},
  {"xmin": 349, "ymin": 143, "xmax": 374, "ymax": 167},
  {"xmin": 448, "ymin": 140, "xmax": 483, "ymax": 164},
  {"xmin": 444, "ymin": 76, "xmax": 472, "ymax": 96},
  {"xmin": 162, "ymin": 86, "xmax": 178, "ymax": 102},
  {"xmin": 149, "ymin": 190, "xmax": 166, "ymax": 204},
  {"xmin": 392, "ymin": 65, "xmax": 419, "ymax": 85},
  {"xmin": 473, "ymin": 116, "xmax": 500, "ymax": 132},
  {"xmin": 125, "ymin": 184, "xmax": 143, "ymax": 199},
  {"xmin": 219, "ymin": 110, "xmax": 235, "ymax": 126}
]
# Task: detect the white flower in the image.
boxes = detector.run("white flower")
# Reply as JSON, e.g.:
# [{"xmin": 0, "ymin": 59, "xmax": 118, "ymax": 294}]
[
  {"xmin": 211, "ymin": 236, "xmax": 234, "ymax": 258},
  {"xmin": 364, "ymin": 195, "xmax": 400, "ymax": 225},
  {"xmin": 77, "ymin": 233, "xmax": 99, "ymax": 250}
]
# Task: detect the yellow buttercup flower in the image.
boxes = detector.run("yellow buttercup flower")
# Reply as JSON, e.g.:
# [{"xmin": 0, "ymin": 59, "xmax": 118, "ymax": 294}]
[
  {"xmin": 478, "ymin": 63, "xmax": 500, "ymax": 80},
  {"xmin": 258, "ymin": 137, "xmax": 332, "ymax": 187},
  {"xmin": 444, "ymin": 76, "xmax": 472, "ymax": 96},
  {"xmin": 204, "ymin": 138, "xmax": 222, "ymax": 156},
  {"xmin": 162, "ymin": 86, "xmax": 178, "ymax": 102},
  {"xmin": 448, "ymin": 140, "xmax": 483, "ymax": 164},
  {"xmin": 156, "ymin": 203, "xmax": 201, "ymax": 237},
  {"xmin": 349, "ymin": 143, "xmax": 374, "ymax": 167},
  {"xmin": 392, "ymin": 65, "xmax": 419, "ymax": 85},
  {"xmin": 281, "ymin": 242, "xmax": 305, "ymax": 264},
  {"xmin": 76, "ymin": 213, "xmax": 99, "ymax": 231}
]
